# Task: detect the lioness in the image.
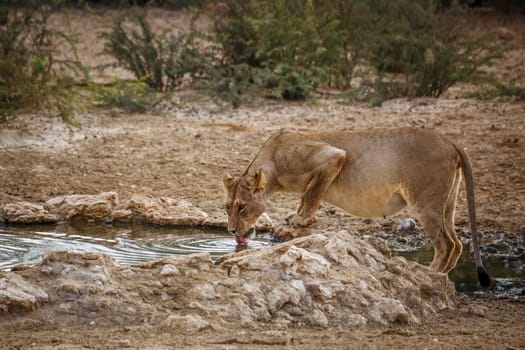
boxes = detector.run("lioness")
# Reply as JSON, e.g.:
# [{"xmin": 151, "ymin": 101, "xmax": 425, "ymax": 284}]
[{"xmin": 223, "ymin": 128, "xmax": 492, "ymax": 287}]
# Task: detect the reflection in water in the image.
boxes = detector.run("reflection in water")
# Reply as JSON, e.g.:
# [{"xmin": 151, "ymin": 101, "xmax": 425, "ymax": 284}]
[
  {"xmin": 394, "ymin": 244, "xmax": 525, "ymax": 297},
  {"xmin": 0, "ymin": 222, "xmax": 271, "ymax": 270}
]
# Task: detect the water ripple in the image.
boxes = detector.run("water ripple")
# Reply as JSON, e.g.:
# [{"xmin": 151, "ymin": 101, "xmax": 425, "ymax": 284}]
[{"xmin": 0, "ymin": 225, "xmax": 272, "ymax": 270}]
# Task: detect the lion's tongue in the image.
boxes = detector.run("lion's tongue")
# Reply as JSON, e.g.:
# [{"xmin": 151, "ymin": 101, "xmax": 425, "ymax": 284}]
[{"xmin": 235, "ymin": 235, "xmax": 248, "ymax": 245}]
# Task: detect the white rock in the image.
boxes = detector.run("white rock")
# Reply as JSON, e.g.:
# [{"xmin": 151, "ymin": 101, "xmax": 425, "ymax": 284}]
[
  {"xmin": 306, "ymin": 309, "xmax": 329, "ymax": 328},
  {"xmin": 160, "ymin": 314, "xmax": 210, "ymax": 334},
  {"xmin": 159, "ymin": 264, "xmax": 179, "ymax": 276},
  {"xmin": 347, "ymin": 313, "xmax": 368, "ymax": 327},
  {"xmin": 190, "ymin": 283, "xmax": 217, "ymax": 300},
  {"xmin": 46, "ymin": 192, "xmax": 118, "ymax": 220},
  {"xmin": 266, "ymin": 286, "xmax": 290, "ymax": 313},
  {"xmin": 371, "ymin": 298, "xmax": 410, "ymax": 324},
  {"xmin": 279, "ymin": 246, "xmax": 331, "ymax": 277},
  {"xmin": 395, "ymin": 218, "xmax": 417, "ymax": 232},
  {"xmin": 0, "ymin": 274, "xmax": 49, "ymax": 311},
  {"xmin": 126, "ymin": 196, "xmax": 208, "ymax": 226},
  {"xmin": 324, "ymin": 233, "xmax": 359, "ymax": 266},
  {"xmin": 0, "ymin": 202, "xmax": 59, "ymax": 223}
]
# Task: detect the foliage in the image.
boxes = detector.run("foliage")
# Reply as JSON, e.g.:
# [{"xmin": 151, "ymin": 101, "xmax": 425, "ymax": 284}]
[
  {"xmin": 89, "ymin": 77, "xmax": 157, "ymax": 114},
  {"xmin": 67, "ymin": 0, "xmax": 205, "ymax": 8},
  {"xmin": 470, "ymin": 81, "xmax": 525, "ymax": 101},
  {"xmin": 211, "ymin": 0, "xmax": 350, "ymax": 100},
  {"xmin": 361, "ymin": 0, "xmax": 501, "ymax": 100},
  {"xmin": 0, "ymin": 0, "xmax": 85, "ymax": 122},
  {"xmin": 100, "ymin": 8, "xmax": 205, "ymax": 92},
  {"xmin": 255, "ymin": 64, "xmax": 323, "ymax": 100},
  {"xmin": 197, "ymin": 61, "xmax": 320, "ymax": 107},
  {"xmin": 208, "ymin": 0, "xmax": 504, "ymax": 102}
]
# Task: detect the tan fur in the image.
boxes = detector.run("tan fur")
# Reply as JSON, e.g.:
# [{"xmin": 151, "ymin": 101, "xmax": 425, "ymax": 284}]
[{"xmin": 224, "ymin": 127, "xmax": 490, "ymax": 281}]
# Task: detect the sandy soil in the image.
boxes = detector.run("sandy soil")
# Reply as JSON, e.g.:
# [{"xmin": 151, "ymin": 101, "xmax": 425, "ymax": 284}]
[
  {"xmin": 0, "ymin": 7, "xmax": 524, "ymax": 350},
  {"xmin": 1, "ymin": 298, "xmax": 524, "ymax": 350}
]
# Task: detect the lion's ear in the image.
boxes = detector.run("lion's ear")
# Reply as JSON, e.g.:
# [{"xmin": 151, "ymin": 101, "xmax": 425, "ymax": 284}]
[
  {"xmin": 223, "ymin": 173, "xmax": 235, "ymax": 189},
  {"xmin": 254, "ymin": 169, "xmax": 265, "ymax": 191}
]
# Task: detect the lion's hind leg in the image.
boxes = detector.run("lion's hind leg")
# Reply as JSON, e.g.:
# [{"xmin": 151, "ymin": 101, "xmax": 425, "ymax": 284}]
[
  {"xmin": 442, "ymin": 167, "xmax": 463, "ymax": 273},
  {"xmin": 405, "ymin": 180, "xmax": 458, "ymax": 273}
]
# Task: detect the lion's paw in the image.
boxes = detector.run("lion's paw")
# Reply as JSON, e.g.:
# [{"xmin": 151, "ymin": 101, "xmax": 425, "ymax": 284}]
[
  {"xmin": 273, "ymin": 225, "xmax": 312, "ymax": 241},
  {"xmin": 285, "ymin": 213, "xmax": 317, "ymax": 227}
]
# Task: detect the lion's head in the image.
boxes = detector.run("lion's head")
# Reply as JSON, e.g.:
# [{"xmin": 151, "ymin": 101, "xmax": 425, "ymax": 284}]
[{"xmin": 223, "ymin": 169, "xmax": 266, "ymax": 245}]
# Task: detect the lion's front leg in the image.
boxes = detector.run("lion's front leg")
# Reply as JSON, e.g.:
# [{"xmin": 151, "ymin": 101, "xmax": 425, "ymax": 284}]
[{"xmin": 286, "ymin": 144, "xmax": 346, "ymax": 227}]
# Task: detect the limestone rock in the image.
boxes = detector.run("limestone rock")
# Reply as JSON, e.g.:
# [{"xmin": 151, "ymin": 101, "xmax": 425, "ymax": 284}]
[
  {"xmin": 110, "ymin": 209, "xmax": 133, "ymax": 222},
  {"xmin": 394, "ymin": 218, "xmax": 417, "ymax": 233},
  {"xmin": 0, "ymin": 230, "xmax": 456, "ymax": 329},
  {"xmin": 0, "ymin": 273, "xmax": 49, "ymax": 312},
  {"xmin": 370, "ymin": 298, "xmax": 410, "ymax": 324},
  {"xmin": 305, "ymin": 309, "xmax": 329, "ymax": 327},
  {"xmin": 126, "ymin": 196, "xmax": 208, "ymax": 225},
  {"xmin": 135, "ymin": 253, "xmax": 212, "ymax": 271},
  {"xmin": 2, "ymin": 193, "xmax": 213, "ymax": 226},
  {"xmin": 279, "ymin": 245, "xmax": 331, "ymax": 277},
  {"xmin": 190, "ymin": 283, "xmax": 217, "ymax": 300},
  {"xmin": 218, "ymin": 230, "xmax": 456, "ymax": 326},
  {"xmin": 0, "ymin": 202, "xmax": 59, "ymax": 223},
  {"xmin": 46, "ymin": 192, "xmax": 118, "ymax": 220},
  {"xmin": 160, "ymin": 314, "xmax": 211, "ymax": 334},
  {"xmin": 159, "ymin": 264, "xmax": 179, "ymax": 276}
]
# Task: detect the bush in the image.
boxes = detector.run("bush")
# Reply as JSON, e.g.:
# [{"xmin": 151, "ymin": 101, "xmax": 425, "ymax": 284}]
[
  {"xmin": 208, "ymin": 0, "xmax": 503, "ymax": 102},
  {"xmin": 210, "ymin": 0, "xmax": 348, "ymax": 100},
  {"xmin": 470, "ymin": 81, "xmax": 525, "ymax": 100},
  {"xmin": 89, "ymin": 77, "xmax": 157, "ymax": 114},
  {"xmin": 0, "ymin": 0, "xmax": 85, "ymax": 122},
  {"xmin": 101, "ymin": 8, "xmax": 206, "ymax": 92},
  {"xmin": 362, "ymin": 0, "xmax": 501, "ymax": 100}
]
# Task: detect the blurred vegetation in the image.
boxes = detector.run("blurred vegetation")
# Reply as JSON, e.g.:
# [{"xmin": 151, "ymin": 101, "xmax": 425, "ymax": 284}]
[
  {"xmin": 0, "ymin": 0, "xmax": 522, "ymax": 119},
  {"xmin": 88, "ymin": 77, "xmax": 158, "ymax": 114},
  {"xmin": 209, "ymin": 0, "xmax": 504, "ymax": 104},
  {"xmin": 100, "ymin": 8, "xmax": 206, "ymax": 92},
  {"xmin": 469, "ymin": 81, "xmax": 525, "ymax": 100},
  {"xmin": 362, "ymin": 1, "xmax": 501, "ymax": 100},
  {"xmin": 0, "ymin": 0, "xmax": 86, "ymax": 122}
]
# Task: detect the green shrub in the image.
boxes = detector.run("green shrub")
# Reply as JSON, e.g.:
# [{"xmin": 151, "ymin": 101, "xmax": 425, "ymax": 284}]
[
  {"xmin": 101, "ymin": 8, "xmax": 205, "ymax": 92},
  {"xmin": 352, "ymin": 0, "xmax": 501, "ymax": 99},
  {"xmin": 255, "ymin": 64, "xmax": 322, "ymax": 100},
  {"xmin": 90, "ymin": 77, "xmax": 157, "ymax": 114},
  {"xmin": 470, "ymin": 81, "xmax": 525, "ymax": 100},
  {"xmin": 0, "ymin": 0, "xmax": 84, "ymax": 122},
  {"xmin": 209, "ymin": 0, "xmax": 504, "ymax": 102},
  {"xmin": 210, "ymin": 0, "xmax": 348, "ymax": 100}
]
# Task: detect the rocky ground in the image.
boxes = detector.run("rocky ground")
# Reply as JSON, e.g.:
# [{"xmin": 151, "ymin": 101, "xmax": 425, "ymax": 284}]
[{"xmin": 0, "ymin": 7, "xmax": 524, "ymax": 350}]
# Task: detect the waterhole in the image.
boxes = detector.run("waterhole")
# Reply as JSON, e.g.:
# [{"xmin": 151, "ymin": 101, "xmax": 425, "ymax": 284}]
[
  {"xmin": 0, "ymin": 222, "xmax": 523, "ymax": 296},
  {"xmin": 0, "ymin": 222, "xmax": 272, "ymax": 270},
  {"xmin": 395, "ymin": 244, "xmax": 525, "ymax": 297}
]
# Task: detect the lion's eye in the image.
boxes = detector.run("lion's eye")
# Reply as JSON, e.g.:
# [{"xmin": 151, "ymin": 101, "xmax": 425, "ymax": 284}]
[{"xmin": 238, "ymin": 204, "xmax": 246, "ymax": 212}]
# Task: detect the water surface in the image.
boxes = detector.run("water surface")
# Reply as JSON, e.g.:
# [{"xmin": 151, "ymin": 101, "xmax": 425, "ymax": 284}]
[
  {"xmin": 1, "ymin": 222, "xmax": 523, "ymax": 296},
  {"xmin": 0, "ymin": 222, "xmax": 271, "ymax": 270},
  {"xmin": 395, "ymin": 244, "xmax": 525, "ymax": 297}
]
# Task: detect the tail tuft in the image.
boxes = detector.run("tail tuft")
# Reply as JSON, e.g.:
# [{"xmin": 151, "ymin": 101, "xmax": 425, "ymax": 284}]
[{"xmin": 477, "ymin": 266, "xmax": 493, "ymax": 288}]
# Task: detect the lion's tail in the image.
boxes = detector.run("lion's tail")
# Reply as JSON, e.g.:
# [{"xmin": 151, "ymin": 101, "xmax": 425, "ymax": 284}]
[{"xmin": 454, "ymin": 144, "xmax": 492, "ymax": 288}]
